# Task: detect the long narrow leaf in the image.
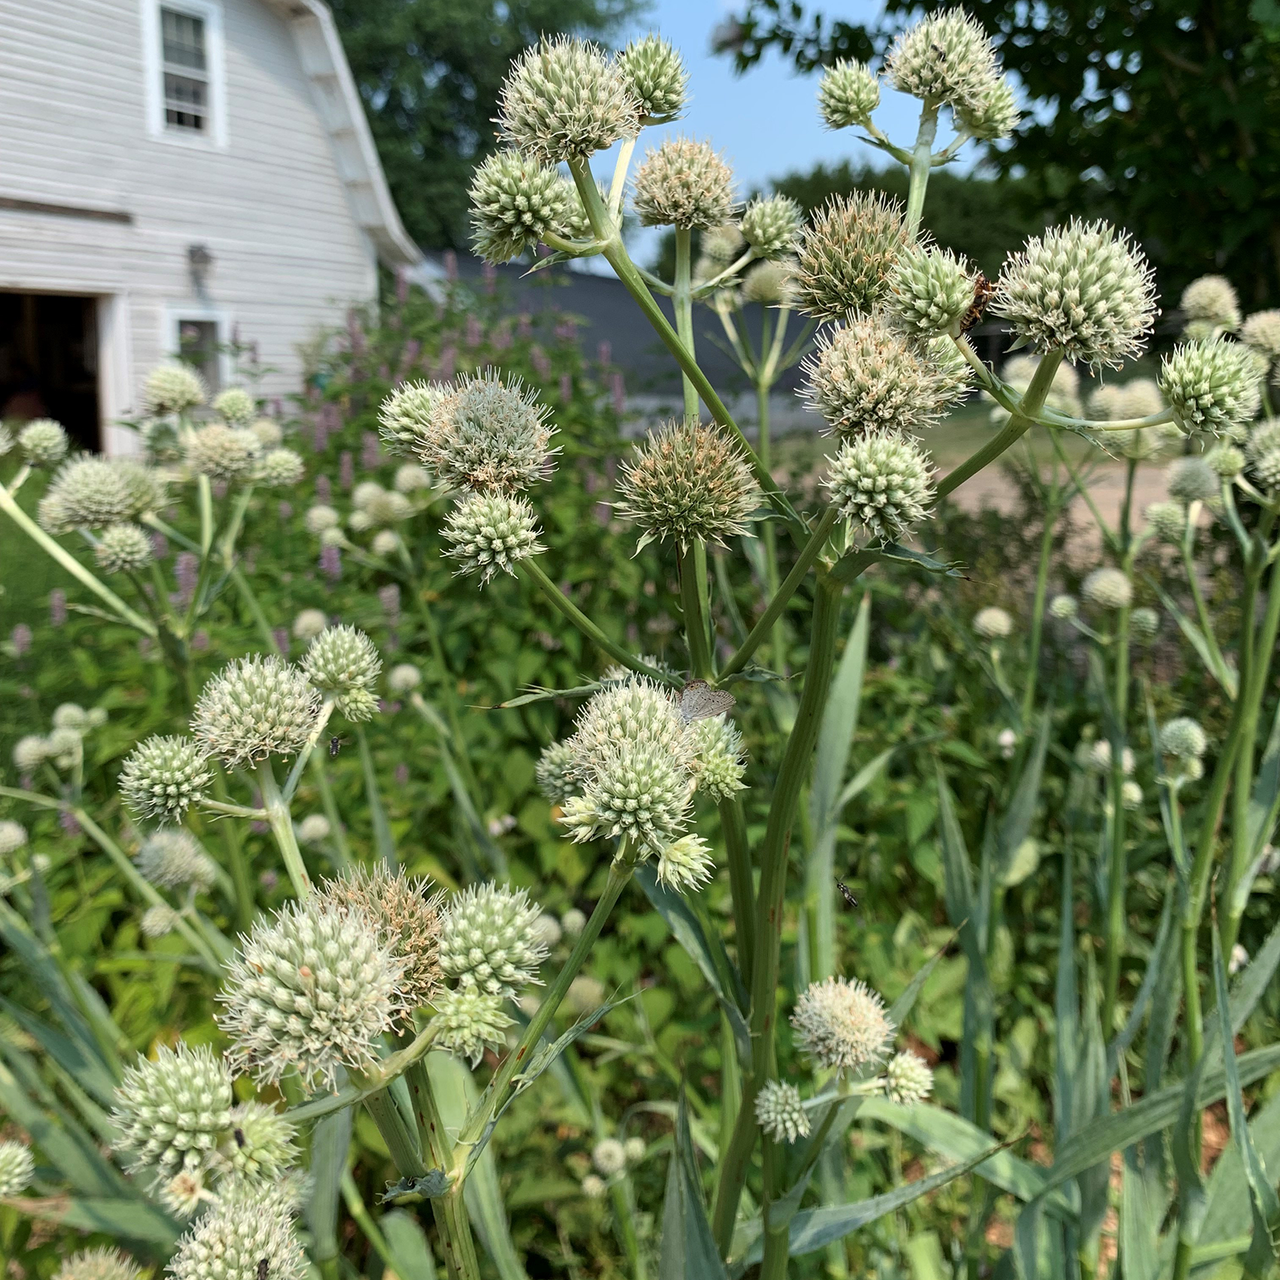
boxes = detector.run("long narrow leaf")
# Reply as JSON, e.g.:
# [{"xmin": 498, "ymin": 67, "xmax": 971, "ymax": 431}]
[
  {"xmin": 660, "ymin": 1089, "xmax": 729, "ymax": 1280},
  {"xmin": 996, "ymin": 713, "xmax": 1051, "ymax": 884}
]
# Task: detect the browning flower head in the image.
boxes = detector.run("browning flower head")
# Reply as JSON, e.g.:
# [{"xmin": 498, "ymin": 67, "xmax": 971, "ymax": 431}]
[
  {"xmin": 885, "ymin": 244, "xmax": 977, "ymax": 336},
  {"xmin": 792, "ymin": 191, "xmax": 910, "ymax": 320},
  {"xmin": 1247, "ymin": 419, "xmax": 1280, "ymax": 490},
  {"xmin": 740, "ymin": 194, "xmax": 803, "ymax": 260},
  {"xmin": 1159, "ymin": 339, "xmax": 1263, "ymax": 434},
  {"xmin": 191, "ymin": 655, "xmax": 323, "ymax": 768},
  {"xmin": 1241, "ymin": 310, "xmax": 1280, "ymax": 365},
  {"xmin": 111, "ymin": 1043, "xmax": 233, "ymax": 1179},
  {"xmin": 143, "ymin": 363, "xmax": 206, "ymax": 414},
  {"xmin": 497, "ymin": 37, "xmax": 639, "ymax": 164},
  {"xmin": 469, "ymin": 150, "xmax": 576, "ymax": 264},
  {"xmin": 168, "ymin": 1182, "xmax": 306, "ymax": 1280},
  {"xmin": 886, "ymin": 9, "xmax": 1000, "ymax": 114},
  {"xmin": 438, "ymin": 882, "xmax": 549, "ymax": 997},
  {"xmin": 754, "ymin": 1080, "xmax": 810, "ymax": 1143},
  {"xmin": 825, "ymin": 430, "xmax": 935, "ymax": 545},
  {"xmin": 320, "ymin": 865, "xmax": 443, "ymax": 1012},
  {"xmin": 118, "ymin": 735, "xmax": 212, "ymax": 823},
  {"xmin": 791, "ymin": 975, "xmax": 895, "ymax": 1073},
  {"xmin": 803, "ymin": 313, "xmax": 971, "ymax": 435},
  {"xmin": 617, "ymin": 34, "xmax": 688, "ymax": 121},
  {"xmin": 53, "ymin": 1249, "xmax": 142, "ymax": 1280},
  {"xmin": 632, "ymin": 137, "xmax": 737, "ymax": 230},
  {"xmin": 18, "ymin": 418, "xmax": 69, "ymax": 466},
  {"xmin": 185, "ymin": 424, "xmax": 262, "ymax": 481},
  {"xmin": 1180, "ymin": 275, "xmax": 1240, "ymax": 331},
  {"xmin": 413, "ymin": 370, "xmax": 557, "ymax": 493},
  {"xmin": 301, "ymin": 625, "xmax": 382, "ymax": 722},
  {"xmin": 135, "ymin": 829, "xmax": 216, "ymax": 892},
  {"xmin": 94, "ymin": 523, "xmax": 153, "ymax": 574},
  {"xmin": 431, "ymin": 988, "xmax": 512, "ymax": 1066},
  {"xmin": 38, "ymin": 458, "xmax": 166, "ymax": 533},
  {"xmin": 442, "ymin": 490, "xmax": 544, "ymax": 583},
  {"xmin": 617, "ymin": 419, "xmax": 760, "ymax": 550},
  {"xmin": 212, "ymin": 387, "xmax": 255, "ymax": 426},
  {"xmin": 993, "ymin": 220, "xmax": 1158, "ymax": 369},
  {"xmin": 818, "ymin": 59, "xmax": 879, "ymax": 129},
  {"xmin": 219, "ymin": 897, "xmax": 410, "ymax": 1092}
]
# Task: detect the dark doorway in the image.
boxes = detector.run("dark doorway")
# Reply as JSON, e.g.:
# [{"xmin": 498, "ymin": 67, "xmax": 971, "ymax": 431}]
[{"xmin": 0, "ymin": 292, "xmax": 100, "ymax": 449}]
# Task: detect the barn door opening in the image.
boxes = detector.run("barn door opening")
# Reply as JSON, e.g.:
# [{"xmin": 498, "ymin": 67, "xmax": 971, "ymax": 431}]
[{"xmin": 0, "ymin": 292, "xmax": 101, "ymax": 449}]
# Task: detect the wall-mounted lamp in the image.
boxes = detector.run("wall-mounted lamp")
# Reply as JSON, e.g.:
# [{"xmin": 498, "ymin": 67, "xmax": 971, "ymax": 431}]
[{"xmin": 187, "ymin": 243, "xmax": 213, "ymax": 292}]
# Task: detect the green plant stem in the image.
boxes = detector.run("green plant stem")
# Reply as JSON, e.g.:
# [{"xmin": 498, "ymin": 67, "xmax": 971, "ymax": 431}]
[
  {"xmin": 340, "ymin": 1170, "xmax": 401, "ymax": 1273},
  {"xmin": 1181, "ymin": 538, "xmax": 1231, "ymax": 688},
  {"xmin": 720, "ymin": 796, "xmax": 755, "ymax": 991},
  {"xmin": 1021, "ymin": 473, "xmax": 1062, "ymax": 724},
  {"xmin": 254, "ymin": 762, "xmax": 311, "ymax": 898},
  {"xmin": 720, "ymin": 508, "xmax": 839, "ymax": 680},
  {"xmin": 760, "ymin": 1136, "xmax": 788, "ymax": 1280},
  {"xmin": 673, "ymin": 226, "xmax": 698, "ymax": 420},
  {"xmin": 755, "ymin": 373, "xmax": 787, "ymax": 675},
  {"xmin": 905, "ymin": 105, "xmax": 940, "ymax": 237},
  {"xmin": 519, "ymin": 557, "xmax": 677, "ymax": 684},
  {"xmin": 679, "ymin": 540, "xmax": 714, "ymax": 677},
  {"xmin": 1102, "ymin": 578, "xmax": 1133, "ymax": 1032},
  {"xmin": 712, "ymin": 572, "xmax": 844, "ymax": 1254},
  {"xmin": 0, "ymin": 484, "xmax": 157, "ymax": 636}
]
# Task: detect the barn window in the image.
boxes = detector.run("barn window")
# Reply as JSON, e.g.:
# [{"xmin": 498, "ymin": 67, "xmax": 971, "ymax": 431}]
[{"xmin": 160, "ymin": 8, "xmax": 209, "ymax": 131}]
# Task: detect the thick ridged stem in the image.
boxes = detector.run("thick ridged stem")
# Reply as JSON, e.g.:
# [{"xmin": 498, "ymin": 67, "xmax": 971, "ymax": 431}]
[
  {"xmin": 904, "ymin": 105, "xmax": 940, "ymax": 238},
  {"xmin": 679, "ymin": 540, "xmax": 715, "ymax": 678},
  {"xmin": 254, "ymin": 761, "xmax": 311, "ymax": 898},
  {"xmin": 720, "ymin": 796, "xmax": 755, "ymax": 991},
  {"xmin": 674, "ymin": 226, "xmax": 699, "ymax": 419}
]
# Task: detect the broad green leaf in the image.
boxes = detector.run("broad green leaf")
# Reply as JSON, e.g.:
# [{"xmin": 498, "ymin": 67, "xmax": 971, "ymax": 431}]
[
  {"xmin": 1202, "ymin": 1093, "xmax": 1280, "ymax": 1246},
  {"xmin": 381, "ymin": 1208, "xmax": 441, "ymax": 1280},
  {"xmin": 1119, "ymin": 1145, "xmax": 1161, "ymax": 1280},
  {"xmin": 660, "ymin": 1090, "xmax": 729, "ymax": 1280},
  {"xmin": 19, "ymin": 1195, "xmax": 178, "ymax": 1246},
  {"xmin": 306, "ymin": 1107, "xmax": 351, "ymax": 1273},
  {"xmin": 0, "ymin": 999, "xmax": 118, "ymax": 1108}
]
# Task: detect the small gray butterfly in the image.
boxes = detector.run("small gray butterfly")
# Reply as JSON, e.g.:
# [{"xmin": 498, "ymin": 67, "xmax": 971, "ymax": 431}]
[{"xmin": 680, "ymin": 679, "xmax": 736, "ymax": 723}]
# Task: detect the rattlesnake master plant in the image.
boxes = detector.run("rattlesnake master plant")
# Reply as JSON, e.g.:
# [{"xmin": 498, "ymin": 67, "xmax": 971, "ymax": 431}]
[{"xmin": 3, "ymin": 11, "xmax": 1279, "ymax": 1280}]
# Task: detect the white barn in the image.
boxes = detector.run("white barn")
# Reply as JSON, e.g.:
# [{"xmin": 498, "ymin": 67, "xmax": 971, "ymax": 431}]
[{"xmin": 0, "ymin": 0, "xmax": 421, "ymax": 452}]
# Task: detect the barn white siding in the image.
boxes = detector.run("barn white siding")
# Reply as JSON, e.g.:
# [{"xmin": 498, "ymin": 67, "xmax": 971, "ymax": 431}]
[{"xmin": 0, "ymin": 0, "xmax": 417, "ymax": 449}]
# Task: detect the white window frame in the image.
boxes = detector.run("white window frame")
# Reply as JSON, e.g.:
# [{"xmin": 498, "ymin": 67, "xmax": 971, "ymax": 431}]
[
  {"xmin": 164, "ymin": 304, "xmax": 234, "ymax": 389},
  {"xmin": 141, "ymin": 0, "xmax": 228, "ymax": 148}
]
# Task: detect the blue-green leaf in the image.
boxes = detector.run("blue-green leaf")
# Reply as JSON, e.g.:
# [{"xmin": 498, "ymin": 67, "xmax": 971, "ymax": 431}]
[{"xmin": 660, "ymin": 1089, "xmax": 729, "ymax": 1280}]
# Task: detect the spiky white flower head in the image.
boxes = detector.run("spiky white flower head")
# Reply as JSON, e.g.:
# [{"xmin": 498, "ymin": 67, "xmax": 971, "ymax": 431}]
[
  {"xmin": 256, "ymin": 448, "xmax": 305, "ymax": 488},
  {"xmin": 825, "ymin": 430, "xmax": 935, "ymax": 546},
  {"xmin": 1145, "ymin": 501, "xmax": 1187, "ymax": 543},
  {"xmin": 53, "ymin": 1249, "xmax": 143, "ymax": 1280},
  {"xmin": 220, "ymin": 897, "xmax": 409, "ymax": 1092},
  {"xmin": 566, "ymin": 677, "xmax": 688, "ymax": 774},
  {"xmin": 212, "ymin": 388, "xmax": 255, "ymax": 426},
  {"xmin": 883, "ymin": 1050, "xmax": 933, "ymax": 1105},
  {"xmin": 561, "ymin": 909, "xmax": 588, "ymax": 940},
  {"xmin": 250, "ymin": 417, "xmax": 283, "ymax": 449},
  {"xmin": 350, "ymin": 483, "xmax": 413, "ymax": 531},
  {"xmin": 632, "ymin": 137, "xmax": 737, "ymax": 230},
  {"xmin": 741, "ymin": 259, "xmax": 794, "ymax": 306},
  {"xmin": 38, "ymin": 458, "xmax": 165, "ymax": 533},
  {"xmin": 443, "ymin": 490, "xmax": 544, "ymax": 584},
  {"xmin": 192, "ymin": 655, "xmax": 322, "ymax": 768},
  {"xmin": 394, "ymin": 463, "xmax": 431, "ymax": 494},
  {"xmin": 301, "ymin": 625, "xmax": 381, "ymax": 722},
  {"xmin": 469, "ymin": 150, "xmax": 575, "ymax": 264},
  {"xmin": 530, "ymin": 913, "xmax": 562, "ymax": 950},
  {"xmin": 740, "ymin": 194, "xmax": 803, "ymax": 260},
  {"xmin": 13, "ymin": 734, "xmax": 50, "ymax": 773},
  {"xmin": 561, "ymin": 738, "xmax": 695, "ymax": 852},
  {"xmin": 1241, "ymin": 310, "xmax": 1280, "ymax": 364},
  {"xmin": 0, "ymin": 820, "xmax": 28, "ymax": 856},
  {"xmin": 656, "ymin": 833, "xmax": 715, "ymax": 893},
  {"xmin": 296, "ymin": 814, "xmax": 330, "ymax": 846},
  {"xmin": 157, "ymin": 1167, "xmax": 207, "ymax": 1218},
  {"xmin": 536, "ymin": 739, "xmax": 578, "ymax": 804},
  {"xmin": 617, "ymin": 34, "xmax": 688, "ymax": 121},
  {"xmin": 1230, "ymin": 942, "xmax": 1250, "ymax": 975},
  {"xmin": 1181, "ymin": 276, "xmax": 1241, "ymax": 331},
  {"xmin": 85, "ymin": 533, "xmax": 149, "ymax": 589},
  {"xmin": 497, "ymin": 37, "xmax": 639, "ymax": 164},
  {"xmin": 886, "ymin": 9, "xmax": 999, "ymax": 113},
  {"xmin": 957, "ymin": 76, "xmax": 1019, "ymax": 140},
  {"xmin": 0, "ymin": 1140, "xmax": 34, "ymax": 1195},
  {"xmin": 803, "ymin": 314, "xmax": 971, "ymax": 435},
  {"xmin": 592, "ymin": 1137, "xmax": 627, "ymax": 1176},
  {"xmin": 185, "ymin": 424, "xmax": 262, "ymax": 481},
  {"xmin": 818, "ymin": 58, "xmax": 880, "ymax": 129},
  {"xmin": 580, "ymin": 1172, "xmax": 608, "ymax": 1199},
  {"xmin": 623, "ymin": 1136, "xmax": 646, "ymax": 1164},
  {"xmin": 118, "ymin": 735, "xmax": 212, "ymax": 823},
  {"xmin": 135, "ymin": 830, "xmax": 216, "ymax": 892},
  {"xmin": 886, "ymin": 245, "xmax": 978, "ymax": 337},
  {"xmin": 1166, "ymin": 456, "xmax": 1218, "ymax": 504},
  {"xmin": 141, "ymin": 905, "xmax": 179, "ymax": 938},
  {"xmin": 387, "ymin": 663, "xmax": 422, "ymax": 695},
  {"xmin": 752, "ymin": 1079, "xmax": 810, "ymax": 1143},
  {"xmin": 304, "ymin": 505, "xmax": 340, "ymax": 537},
  {"xmin": 702, "ymin": 223, "xmax": 746, "ymax": 265},
  {"xmin": 112, "ymin": 1043, "xmax": 232, "ymax": 1178},
  {"xmin": 617, "ymin": 420, "xmax": 759, "ymax": 551},
  {"xmin": 416, "ymin": 370, "xmax": 556, "ymax": 493},
  {"xmin": 431, "ymin": 988, "xmax": 513, "ymax": 1066},
  {"xmin": 974, "ymin": 606, "xmax": 1013, "ymax": 640},
  {"xmin": 685, "ymin": 715, "xmax": 746, "ymax": 799},
  {"xmin": 993, "ymin": 220, "xmax": 1157, "ymax": 369},
  {"xmin": 1206, "ymin": 441, "xmax": 1246, "ymax": 478},
  {"xmin": 216, "ymin": 1101, "xmax": 298, "ymax": 1186},
  {"xmin": 791, "ymin": 975, "xmax": 895, "ymax": 1073},
  {"xmin": 1159, "ymin": 340, "xmax": 1263, "ymax": 434},
  {"xmin": 1086, "ymin": 739, "xmax": 1135, "ymax": 776},
  {"xmin": 168, "ymin": 1182, "xmax": 306, "ymax": 1280},
  {"xmin": 793, "ymin": 192, "xmax": 909, "ymax": 320},
  {"xmin": 1081, "ymin": 567, "xmax": 1132, "ymax": 610},
  {"xmin": 291, "ymin": 609, "xmax": 328, "ymax": 643},
  {"xmin": 321, "ymin": 865, "xmax": 443, "ymax": 1012},
  {"xmin": 1246, "ymin": 420, "xmax": 1280, "ymax": 490},
  {"xmin": 46, "ymin": 726, "xmax": 83, "ymax": 770},
  {"xmin": 1131, "ymin": 607, "xmax": 1159, "ymax": 639},
  {"xmin": 377, "ymin": 380, "xmax": 447, "ymax": 454},
  {"xmin": 18, "ymin": 418, "xmax": 69, "ymax": 466},
  {"xmin": 1048, "ymin": 593, "xmax": 1078, "ymax": 619},
  {"xmin": 1121, "ymin": 779, "xmax": 1144, "ymax": 810},
  {"xmin": 1160, "ymin": 716, "xmax": 1208, "ymax": 760},
  {"xmin": 439, "ymin": 882, "xmax": 548, "ymax": 997},
  {"xmin": 143, "ymin": 363, "xmax": 206, "ymax": 414}
]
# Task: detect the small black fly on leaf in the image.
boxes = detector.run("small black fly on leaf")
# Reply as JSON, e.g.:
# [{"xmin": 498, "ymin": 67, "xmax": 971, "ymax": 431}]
[{"xmin": 836, "ymin": 878, "xmax": 858, "ymax": 908}]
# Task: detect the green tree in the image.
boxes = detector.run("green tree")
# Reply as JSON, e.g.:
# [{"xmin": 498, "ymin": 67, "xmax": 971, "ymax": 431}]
[
  {"xmin": 713, "ymin": 0, "xmax": 1280, "ymax": 307},
  {"xmin": 330, "ymin": 0, "xmax": 640, "ymax": 250}
]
